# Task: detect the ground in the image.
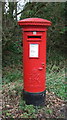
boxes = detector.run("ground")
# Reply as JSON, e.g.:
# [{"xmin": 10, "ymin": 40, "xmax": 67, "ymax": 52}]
[
  {"xmin": 1, "ymin": 81, "xmax": 66, "ymax": 119},
  {"xmin": 2, "ymin": 53, "xmax": 66, "ymax": 119}
]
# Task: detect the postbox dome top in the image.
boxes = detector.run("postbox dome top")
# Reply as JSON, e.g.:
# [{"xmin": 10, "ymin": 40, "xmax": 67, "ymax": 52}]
[{"xmin": 18, "ymin": 18, "xmax": 51, "ymax": 26}]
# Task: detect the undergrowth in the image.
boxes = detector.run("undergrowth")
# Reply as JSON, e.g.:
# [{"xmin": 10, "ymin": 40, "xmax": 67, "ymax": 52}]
[{"xmin": 2, "ymin": 48, "xmax": 66, "ymax": 118}]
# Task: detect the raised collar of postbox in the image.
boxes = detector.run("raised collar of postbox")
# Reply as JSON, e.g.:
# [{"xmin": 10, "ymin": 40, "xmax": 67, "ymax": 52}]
[
  {"xmin": 22, "ymin": 26, "xmax": 48, "ymax": 32},
  {"xmin": 18, "ymin": 18, "xmax": 52, "ymax": 27}
]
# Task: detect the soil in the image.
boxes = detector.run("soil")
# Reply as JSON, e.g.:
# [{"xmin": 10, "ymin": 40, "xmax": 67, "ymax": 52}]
[{"xmin": 1, "ymin": 84, "xmax": 67, "ymax": 119}]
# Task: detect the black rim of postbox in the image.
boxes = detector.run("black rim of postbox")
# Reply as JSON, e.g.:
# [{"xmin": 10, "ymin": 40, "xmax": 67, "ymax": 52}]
[{"xmin": 22, "ymin": 90, "xmax": 46, "ymax": 106}]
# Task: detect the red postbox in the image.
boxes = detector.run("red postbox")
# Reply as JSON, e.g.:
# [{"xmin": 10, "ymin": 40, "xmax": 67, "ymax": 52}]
[{"xmin": 18, "ymin": 18, "xmax": 51, "ymax": 106}]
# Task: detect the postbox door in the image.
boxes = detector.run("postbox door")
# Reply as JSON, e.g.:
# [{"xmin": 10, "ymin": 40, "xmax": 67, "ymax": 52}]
[{"xmin": 23, "ymin": 31, "xmax": 46, "ymax": 93}]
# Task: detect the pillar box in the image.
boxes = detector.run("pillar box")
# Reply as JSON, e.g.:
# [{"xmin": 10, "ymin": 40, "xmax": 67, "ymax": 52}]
[{"xmin": 18, "ymin": 18, "xmax": 51, "ymax": 106}]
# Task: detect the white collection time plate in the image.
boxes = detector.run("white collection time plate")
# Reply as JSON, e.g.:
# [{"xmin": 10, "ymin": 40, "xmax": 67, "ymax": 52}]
[{"xmin": 29, "ymin": 44, "xmax": 39, "ymax": 58}]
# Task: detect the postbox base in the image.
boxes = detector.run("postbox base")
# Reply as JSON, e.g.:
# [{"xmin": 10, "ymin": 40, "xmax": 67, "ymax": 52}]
[{"xmin": 23, "ymin": 90, "xmax": 46, "ymax": 106}]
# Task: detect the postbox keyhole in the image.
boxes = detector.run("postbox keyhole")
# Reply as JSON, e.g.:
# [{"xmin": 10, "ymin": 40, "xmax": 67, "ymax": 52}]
[
  {"xmin": 42, "ymin": 63, "xmax": 45, "ymax": 68},
  {"xmin": 38, "ymin": 63, "xmax": 45, "ymax": 71}
]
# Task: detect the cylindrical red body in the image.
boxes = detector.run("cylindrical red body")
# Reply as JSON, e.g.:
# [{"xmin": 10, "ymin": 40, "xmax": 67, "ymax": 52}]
[
  {"xmin": 18, "ymin": 18, "xmax": 51, "ymax": 106},
  {"xmin": 23, "ymin": 30, "xmax": 47, "ymax": 93}
]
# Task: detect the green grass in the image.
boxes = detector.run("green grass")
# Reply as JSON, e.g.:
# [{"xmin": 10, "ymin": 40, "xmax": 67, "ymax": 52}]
[
  {"xmin": 3, "ymin": 69, "xmax": 22, "ymax": 84},
  {"xmin": 46, "ymin": 48, "xmax": 66, "ymax": 100},
  {"xmin": 46, "ymin": 66, "xmax": 65, "ymax": 100},
  {"xmin": 19, "ymin": 100, "xmax": 36, "ymax": 118}
]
